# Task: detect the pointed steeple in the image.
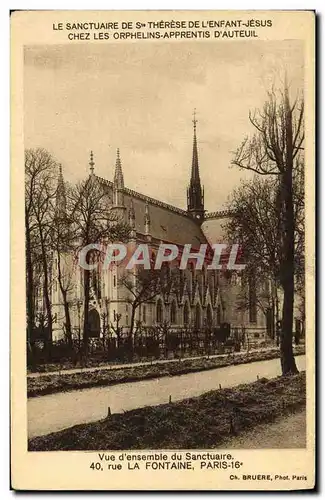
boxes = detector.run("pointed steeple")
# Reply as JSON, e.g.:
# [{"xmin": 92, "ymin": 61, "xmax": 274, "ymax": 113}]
[
  {"xmin": 113, "ymin": 148, "xmax": 125, "ymax": 208},
  {"xmin": 56, "ymin": 164, "xmax": 66, "ymax": 217},
  {"xmin": 187, "ymin": 109, "xmax": 205, "ymax": 223},
  {"xmin": 114, "ymin": 148, "xmax": 124, "ymax": 189},
  {"xmin": 89, "ymin": 150, "xmax": 95, "ymax": 175}
]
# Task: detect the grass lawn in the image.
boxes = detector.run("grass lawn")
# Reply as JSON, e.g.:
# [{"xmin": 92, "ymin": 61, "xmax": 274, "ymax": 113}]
[
  {"xmin": 27, "ymin": 346, "xmax": 305, "ymax": 398},
  {"xmin": 29, "ymin": 372, "xmax": 305, "ymax": 451}
]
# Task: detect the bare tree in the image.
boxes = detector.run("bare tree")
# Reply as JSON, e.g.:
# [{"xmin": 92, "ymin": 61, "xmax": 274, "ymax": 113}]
[
  {"xmin": 119, "ymin": 266, "xmax": 171, "ymax": 351},
  {"xmin": 25, "ymin": 148, "xmax": 57, "ymax": 359},
  {"xmin": 50, "ymin": 176, "xmax": 78, "ymax": 352},
  {"xmin": 231, "ymin": 83, "xmax": 304, "ymax": 374},
  {"xmin": 225, "ymin": 177, "xmax": 283, "ymax": 338},
  {"xmin": 110, "ymin": 313, "xmax": 123, "ymax": 350},
  {"xmin": 51, "ymin": 231, "xmax": 76, "ymax": 350},
  {"xmin": 68, "ymin": 176, "xmax": 130, "ymax": 353},
  {"xmin": 225, "ymin": 177, "xmax": 282, "ymax": 278}
]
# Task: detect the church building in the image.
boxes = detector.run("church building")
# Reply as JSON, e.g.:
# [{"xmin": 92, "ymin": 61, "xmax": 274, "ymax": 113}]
[{"xmin": 49, "ymin": 116, "xmax": 268, "ymax": 343}]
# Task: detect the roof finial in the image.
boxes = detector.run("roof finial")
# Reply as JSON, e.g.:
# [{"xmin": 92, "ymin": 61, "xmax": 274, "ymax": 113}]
[
  {"xmin": 129, "ymin": 198, "xmax": 135, "ymax": 229},
  {"xmin": 89, "ymin": 150, "xmax": 95, "ymax": 175},
  {"xmin": 129, "ymin": 197, "xmax": 135, "ymax": 217},
  {"xmin": 144, "ymin": 201, "xmax": 151, "ymax": 238},
  {"xmin": 145, "ymin": 200, "xmax": 150, "ymax": 223},
  {"xmin": 114, "ymin": 148, "xmax": 124, "ymax": 188}
]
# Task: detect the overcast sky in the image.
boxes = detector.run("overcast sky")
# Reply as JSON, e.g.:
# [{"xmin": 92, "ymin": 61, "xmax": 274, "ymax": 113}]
[{"xmin": 24, "ymin": 40, "xmax": 303, "ymax": 211}]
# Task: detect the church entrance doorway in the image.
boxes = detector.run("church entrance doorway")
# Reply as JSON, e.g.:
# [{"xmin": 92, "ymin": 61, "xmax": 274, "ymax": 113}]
[{"xmin": 88, "ymin": 308, "xmax": 100, "ymax": 338}]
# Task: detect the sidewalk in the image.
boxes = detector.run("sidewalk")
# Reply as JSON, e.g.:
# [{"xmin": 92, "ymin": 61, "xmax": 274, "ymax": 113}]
[
  {"xmin": 27, "ymin": 346, "xmax": 276, "ymax": 378},
  {"xmin": 223, "ymin": 409, "xmax": 306, "ymax": 449}
]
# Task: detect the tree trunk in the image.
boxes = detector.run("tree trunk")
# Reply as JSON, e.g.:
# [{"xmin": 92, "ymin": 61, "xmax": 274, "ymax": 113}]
[
  {"xmin": 83, "ymin": 268, "xmax": 90, "ymax": 355},
  {"xmin": 62, "ymin": 291, "xmax": 73, "ymax": 348},
  {"xmin": 57, "ymin": 254, "xmax": 73, "ymax": 351},
  {"xmin": 128, "ymin": 303, "xmax": 137, "ymax": 360},
  {"xmin": 271, "ymin": 296, "xmax": 275, "ymax": 340},
  {"xmin": 129, "ymin": 304, "xmax": 136, "ymax": 339},
  {"xmin": 280, "ymin": 280, "xmax": 297, "ymax": 373},
  {"xmin": 40, "ymin": 234, "xmax": 52, "ymax": 361},
  {"xmin": 279, "ymin": 98, "xmax": 298, "ymax": 375}
]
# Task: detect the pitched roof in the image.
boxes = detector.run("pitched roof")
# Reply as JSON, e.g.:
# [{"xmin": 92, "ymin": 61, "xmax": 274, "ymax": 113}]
[{"xmin": 95, "ymin": 175, "xmax": 208, "ymax": 247}]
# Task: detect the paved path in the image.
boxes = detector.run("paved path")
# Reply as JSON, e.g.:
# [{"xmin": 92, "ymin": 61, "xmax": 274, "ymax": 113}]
[
  {"xmin": 28, "ymin": 354, "xmax": 305, "ymax": 438},
  {"xmin": 223, "ymin": 409, "xmax": 306, "ymax": 449},
  {"xmin": 27, "ymin": 347, "xmax": 276, "ymax": 378}
]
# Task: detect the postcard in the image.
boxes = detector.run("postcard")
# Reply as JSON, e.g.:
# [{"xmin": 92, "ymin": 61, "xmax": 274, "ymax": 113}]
[{"xmin": 11, "ymin": 10, "xmax": 315, "ymax": 490}]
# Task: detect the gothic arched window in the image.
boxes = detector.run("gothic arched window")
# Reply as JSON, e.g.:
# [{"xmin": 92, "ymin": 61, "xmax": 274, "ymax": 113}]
[
  {"xmin": 189, "ymin": 262, "xmax": 195, "ymax": 289},
  {"xmin": 183, "ymin": 302, "xmax": 189, "ymax": 325},
  {"xmin": 156, "ymin": 299, "xmax": 163, "ymax": 324},
  {"xmin": 202, "ymin": 264, "xmax": 207, "ymax": 288},
  {"xmin": 170, "ymin": 300, "xmax": 177, "ymax": 324},
  {"xmin": 179, "ymin": 269, "xmax": 184, "ymax": 287},
  {"xmin": 216, "ymin": 304, "xmax": 221, "ymax": 325},
  {"xmin": 195, "ymin": 303, "xmax": 201, "ymax": 330},
  {"xmin": 91, "ymin": 268, "xmax": 101, "ymax": 299},
  {"xmin": 206, "ymin": 304, "xmax": 212, "ymax": 327}
]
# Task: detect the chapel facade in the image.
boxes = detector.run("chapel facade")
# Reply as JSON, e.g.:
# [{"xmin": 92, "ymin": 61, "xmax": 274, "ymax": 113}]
[{"xmin": 49, "ymin": 117, "xmax": 268, "ymax": 342}]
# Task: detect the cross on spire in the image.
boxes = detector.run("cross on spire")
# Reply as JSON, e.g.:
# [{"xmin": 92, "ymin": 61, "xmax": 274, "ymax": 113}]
[
  {"xmin": 191, "ymin": 109, "xmax": 199, "ymax": 182},
  {"xmin": 192, "ymin": 108, "xmax": 198, "ymax": 131}
]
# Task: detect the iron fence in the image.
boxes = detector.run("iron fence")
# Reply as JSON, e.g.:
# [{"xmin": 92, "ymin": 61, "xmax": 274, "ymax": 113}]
[{"xmin": 28, "ymin": 322, "xmax": 250, "ymax": 366}]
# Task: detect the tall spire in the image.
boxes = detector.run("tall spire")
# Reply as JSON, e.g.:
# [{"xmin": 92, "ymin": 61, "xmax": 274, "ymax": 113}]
[
  {"xmin": 56, "ymin": 163, "xmax": 66, "ymax": 217},
  {"xmin": 187, "ymin": 109, "xmax": 205, "ymax": 223},
  {"xmin": 114, "ymin": 148, "xmax": 124, "ymax": 189},
  {"xmin": 191, "ymin": 108, "xmax": 200, "ymax": 183},
  {"xmin": 89, "ymin": 150, "xmax": 95, "ymax": 175},
  {"xmin": 113, "ymin": 148, "xmax": 125, "ymax": 208}
]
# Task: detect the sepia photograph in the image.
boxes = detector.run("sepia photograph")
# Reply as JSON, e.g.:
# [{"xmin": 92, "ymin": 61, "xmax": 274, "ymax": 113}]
[
  {"xmin": 25, "ymin": 39, "xmax": 306, "ymax": 452},
  {"xmin": 11, "ymin": 10, "xmax": 315, "ymax": 490}
]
